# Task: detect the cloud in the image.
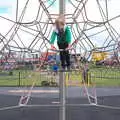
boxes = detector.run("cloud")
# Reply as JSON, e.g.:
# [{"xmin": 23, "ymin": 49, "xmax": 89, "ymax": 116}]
[{"xmin": 0, "ymin": 0, "xmax": 119, "ymax": 51}]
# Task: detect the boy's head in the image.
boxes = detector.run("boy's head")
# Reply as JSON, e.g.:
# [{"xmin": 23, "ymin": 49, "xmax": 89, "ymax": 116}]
[{"xmin": 55, "ymin": 14, "xmax": 65, "ymax": 30}]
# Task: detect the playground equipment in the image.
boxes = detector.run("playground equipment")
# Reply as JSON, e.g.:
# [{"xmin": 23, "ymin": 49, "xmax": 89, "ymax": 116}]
[
  {"xmin": 0, "ymin": 0, "xmax": 120, "ymax": 120},
  {"xmin": 92, "ymin": 51, "xmax": 108, "ymax": 62}
]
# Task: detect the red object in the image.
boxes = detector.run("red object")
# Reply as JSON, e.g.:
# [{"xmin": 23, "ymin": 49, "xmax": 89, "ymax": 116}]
[
  {"xmin": 51, "ymin": 45, "xmax": 56, "ymax": 50},
  {"xmin": 74, "ymin": 40, "xmax": 78, "ymax": 44}
]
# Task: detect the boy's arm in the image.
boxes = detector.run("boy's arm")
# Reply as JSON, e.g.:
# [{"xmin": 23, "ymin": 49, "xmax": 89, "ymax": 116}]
[
  {"xmin": 66, "ymin": 26, "xmax": 72, "ymax": 44},
  {"xmin": 50, "ymin": 31, "xmax": 57, "ymax": 44}
]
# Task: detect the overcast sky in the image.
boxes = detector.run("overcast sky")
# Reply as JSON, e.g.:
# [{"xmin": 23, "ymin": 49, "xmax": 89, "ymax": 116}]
[{"xmin": 0, "ymin": 0, "xmax": 120, "ymax": 53}]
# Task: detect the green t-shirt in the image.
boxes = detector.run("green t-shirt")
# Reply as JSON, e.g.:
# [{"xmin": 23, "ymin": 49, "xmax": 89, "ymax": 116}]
[{"xmin": 50, "ymin": 26, "xmax": 71, "ymax": 44}]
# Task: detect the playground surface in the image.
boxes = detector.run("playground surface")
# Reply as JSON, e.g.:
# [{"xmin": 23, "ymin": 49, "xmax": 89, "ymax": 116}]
[{"xmin": 0, "ymin": 87, "xmax": 120, "ymax": 120}]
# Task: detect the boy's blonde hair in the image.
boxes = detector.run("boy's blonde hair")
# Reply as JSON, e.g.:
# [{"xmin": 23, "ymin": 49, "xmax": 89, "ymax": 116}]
[{"xmin": 55, "ymin": 14, "xmax": 65, "ymax": 26}]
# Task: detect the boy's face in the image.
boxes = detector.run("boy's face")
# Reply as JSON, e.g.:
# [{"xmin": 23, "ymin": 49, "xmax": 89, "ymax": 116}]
[{"xmin": 55, "ymin": 20, "xmax": 64, "ymax": 30}]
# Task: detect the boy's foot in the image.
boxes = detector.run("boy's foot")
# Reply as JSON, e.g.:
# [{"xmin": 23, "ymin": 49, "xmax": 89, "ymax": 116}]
[
  {"xmin": 67, "ymin": 66, "xmax": 71, "ymax": 71},
  {"xmin": 61, "ymin": 67, "xmax": 65, "ymax": 72}
]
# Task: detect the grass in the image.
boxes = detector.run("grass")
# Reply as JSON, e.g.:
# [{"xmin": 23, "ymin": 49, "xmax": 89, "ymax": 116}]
[
  {"xmin": 65, "ymin": 68, "xmax": 120, "ymax": 87},
  {"xmin": 0, "ymin": 70, "xmax": 57, "ymax": 86},
  {"xmin": 90, "ymin": 68, "xmax": 120, "ymax": 86},
  {"xmin": 0, "ymin": 67, "xmax": 120, "ymax": 87}
]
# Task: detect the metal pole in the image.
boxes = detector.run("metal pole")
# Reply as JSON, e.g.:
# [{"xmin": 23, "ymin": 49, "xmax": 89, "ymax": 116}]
[
  {"xmin": 19, "ymin": 72, "xmax": 21, "ymax": 87},
  {"xmin": 59, "ymin": 72, "xmax": 66, "ymax": 120},
  {"xmin": 59, "ymin": 0, "xmax": 65, "ymax": 120},
  {"xmin": 59, "ymin": 0, "xmax": 65, "ymax": 14}
]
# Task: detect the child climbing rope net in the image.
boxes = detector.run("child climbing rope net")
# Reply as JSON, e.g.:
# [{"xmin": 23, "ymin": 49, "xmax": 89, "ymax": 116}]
[{"xmin": 50, "ymin": 15, "xmax": 72, "ymax": 71}]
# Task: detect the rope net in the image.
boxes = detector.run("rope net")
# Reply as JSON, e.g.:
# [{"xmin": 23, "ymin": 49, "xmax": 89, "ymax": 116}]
[{"xmin": 0, "ymin": 0, "xmax": 119, "ymax": 109}]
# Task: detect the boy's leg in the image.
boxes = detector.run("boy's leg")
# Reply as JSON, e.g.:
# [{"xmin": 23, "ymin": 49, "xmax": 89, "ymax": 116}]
[
  {"xmin": 65, "ymin": 50, "xmax": 70, "ymax": 69},
  {"xmin": 60, "ymin": 51, "xmax": 66, "ymax": 69},
  {"xmin": 63, "ymin": 43, "xmax": 70, "ymax": 69},
  {"xmin": 58, "ymin": 43, "xmax": 66, "ymax": 69}
]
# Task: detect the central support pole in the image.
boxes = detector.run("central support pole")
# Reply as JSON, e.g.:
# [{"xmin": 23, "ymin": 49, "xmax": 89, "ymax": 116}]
[
  {"xmin": 59, "ymin": 1, "xmax": 66, "ymax": 120},
  {"xmin": 59, "ymin": 72, "xmax": 66, "ymax": 120},
  {"xmin": 59, "ymin": 0, "xmax": 65, "ymax": 14}
]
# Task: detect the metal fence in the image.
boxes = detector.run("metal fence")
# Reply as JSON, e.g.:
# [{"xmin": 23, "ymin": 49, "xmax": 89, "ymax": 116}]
[{"xmin": 0, "ymin": 69, "xmax": 120, "ymax": 86}]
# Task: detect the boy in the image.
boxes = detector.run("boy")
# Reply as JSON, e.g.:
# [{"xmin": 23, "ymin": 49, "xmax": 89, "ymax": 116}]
[{"xmin": 50, "ymin": 15, "xmax": 72, "ymax": 70}]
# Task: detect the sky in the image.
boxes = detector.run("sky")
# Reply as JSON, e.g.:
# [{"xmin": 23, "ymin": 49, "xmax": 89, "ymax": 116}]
[{"xmin": 0, "ymin": 0, "xmax": 120, "ymax": 53}]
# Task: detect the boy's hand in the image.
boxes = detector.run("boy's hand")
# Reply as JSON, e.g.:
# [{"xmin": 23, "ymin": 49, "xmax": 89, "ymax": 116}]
[
  {"xmin": 66, "ymin": 44, "xmax": 71, "ymax": 50},
  {"xmin": 51, "ymin": 44, "xmax": 56, "ymax": 50}
]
